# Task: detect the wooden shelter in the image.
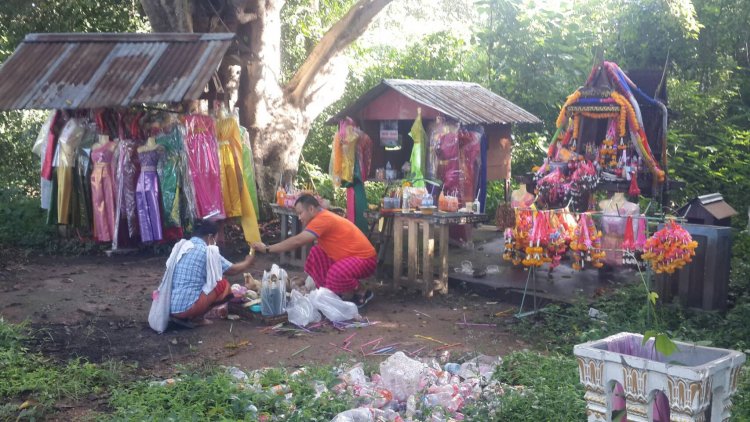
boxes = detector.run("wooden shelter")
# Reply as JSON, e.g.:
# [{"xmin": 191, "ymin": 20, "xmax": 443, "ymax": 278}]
[{"xmin": 328, "ymin": 79, "xmax": 542, "ymax": 188}]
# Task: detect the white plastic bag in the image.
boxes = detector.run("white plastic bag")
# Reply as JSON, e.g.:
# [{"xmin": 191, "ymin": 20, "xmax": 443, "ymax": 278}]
[
  {"xmin": 309, "ymin": 287, "xmax": 360, "ymax": 322},
  {"xmin": 261, "ymin": 264, "xmax": 287, "ymax": 316},
  {"xmin": 148, "ymin": 276, "xmax": 172, "ymax": 333},
  {"xmin": 287, "ymin": 289, "xmax": 321, "ymax": 327}
]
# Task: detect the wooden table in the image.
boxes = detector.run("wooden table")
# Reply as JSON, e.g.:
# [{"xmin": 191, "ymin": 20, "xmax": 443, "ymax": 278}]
[
  {"xmin": 269, "ymin": 204, "xmax": 310, "ymax": 268},
  {"xmin": 390, "ymin": 211, "xmax": 486, "ymax": 297}
]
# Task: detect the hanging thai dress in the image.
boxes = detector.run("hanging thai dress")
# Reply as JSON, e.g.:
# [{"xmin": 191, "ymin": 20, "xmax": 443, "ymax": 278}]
[
  {"xmin": 71, "ymin": 144, "xmax": 93, "ymax": 231},
  {"xmin": 114, "ymin": 138, "xmax": 141, "ymax": 240},
  {"xmin": 156, "ymin": 127, "xmax": 183, "ymax": 227},
  {"xmin": 136, "ymin": 149, "xmax": 164, "ymax": 242},
  {"xmin": 90, "ymin": 142, "xmax": 117, "ymax": 242},
  {"xmin": 240, "ymin": 126, "xmax": 259, "ymax": 214},
  {"xmin": 216, "ymin": 115, "xmax": 260, "ymax": 243},
  {"xmin": 216, "ymin": 116, "xmax": 243, "ymax": 218},
  {"xmin": 184, "ymin": 114, "xmax": 224, "ymax": 220},
  {"xmin": 56, "ymin": 119, "xmax": 85, "ymax": 225}
]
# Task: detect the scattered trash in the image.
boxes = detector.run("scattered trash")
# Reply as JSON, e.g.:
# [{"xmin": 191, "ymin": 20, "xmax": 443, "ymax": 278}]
[
  {"xmin": 291, "ymin": 345, "xmax": 311, "ymax": 357},
  {"xmin": 413, "ymin": 310, "xmax": 431, "ymax": 318},
  {"xmin": 486, "ymin": 265, "xmax": 500, "ymax": 274},
  {"xmin": 588, "ymin": 307, "xmax": 608, "ymax": 320}
]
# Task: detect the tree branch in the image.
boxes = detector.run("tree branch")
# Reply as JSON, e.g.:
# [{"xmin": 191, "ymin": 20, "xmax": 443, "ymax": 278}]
[{"xmin": 284, "ymin": 0, "xmax": 393, "ymax": 106}]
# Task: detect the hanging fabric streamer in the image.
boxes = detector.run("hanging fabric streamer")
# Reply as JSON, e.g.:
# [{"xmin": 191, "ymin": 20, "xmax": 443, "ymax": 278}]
[{"xmin": 409, "ymin": 109, "xmax": 426, "ymax": 187}]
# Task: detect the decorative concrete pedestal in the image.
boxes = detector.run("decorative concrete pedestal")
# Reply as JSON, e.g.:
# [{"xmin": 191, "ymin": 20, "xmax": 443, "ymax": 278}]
[{"xmin": 574, "ymin": 332, "xmax": 745, "ymax": 421}]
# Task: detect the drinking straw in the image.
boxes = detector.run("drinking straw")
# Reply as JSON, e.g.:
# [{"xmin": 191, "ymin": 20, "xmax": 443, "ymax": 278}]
[
  {"xmin": 414, "ymin": 334, "xmax": 449, "ymax": 345},
  {"xmin": 291, "ymin": 345, "xmax": 311, "ymax": 357}
]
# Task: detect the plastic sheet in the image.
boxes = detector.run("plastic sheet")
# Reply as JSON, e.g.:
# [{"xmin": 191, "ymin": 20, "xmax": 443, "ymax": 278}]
[
  {"xmin": 308, "ymin": 287, "xmax": 360, "ymax": 322},
  {"xmin": 286, "ymin": 289, "xmax": 321, "ymax": 327},
  {"xmin": 184, "ymin": 114, "xmax": 225, "ymax": 220},
  {"xmin": 261, "ymin": 264, "xmax": 288, "ymax": 316}
]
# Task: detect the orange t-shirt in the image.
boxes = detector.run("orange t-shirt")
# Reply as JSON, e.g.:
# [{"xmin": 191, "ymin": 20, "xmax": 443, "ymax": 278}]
[{"xmin": 305, "ymin": 210, "xmax": 376, "ymax": 261}]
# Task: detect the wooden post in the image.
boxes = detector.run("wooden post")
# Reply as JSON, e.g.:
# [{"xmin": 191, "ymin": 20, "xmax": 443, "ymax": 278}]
[
  {"xmin": 407, "ymin": 219, "xmax": 418, "ymax": 284},
  {"xmin": 279, "ymin": 214, "xmax": 288, "ymax": 265},
  {"xmin": 437, "ymin": 224, "xmax": 449, "ymax": 294},
  {"xmin": 422, "ymin": 221, "xmax": 435, "ymax": 297},
  {"xmin": 393, "ymin": 216, "xmax": 404, "ymax": 289}
]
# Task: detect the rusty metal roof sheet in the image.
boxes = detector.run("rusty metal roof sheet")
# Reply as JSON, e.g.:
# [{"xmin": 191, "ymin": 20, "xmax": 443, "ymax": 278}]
[
  {"xmin": 0, "ymin": 32, "xmax": 234, "ymax": 110},
  {"xmin": 330, "ymin": 79, "xmax": 542, "ymax": 125}
]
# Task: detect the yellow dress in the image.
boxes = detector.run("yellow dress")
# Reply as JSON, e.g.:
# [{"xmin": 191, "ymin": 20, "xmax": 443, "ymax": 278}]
[
  {"xmin": 56, "ymin": 119, "xmax": 85, "ymax": 225},
  {"xmin": 215, "ymin": 115, "xmax": 260, "ymax": 243}
]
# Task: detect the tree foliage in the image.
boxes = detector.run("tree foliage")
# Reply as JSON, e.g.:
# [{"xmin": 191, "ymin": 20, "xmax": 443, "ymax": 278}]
[{"xmin": 0, "ymin": 1, "xmax": 148, "ymax": 196}]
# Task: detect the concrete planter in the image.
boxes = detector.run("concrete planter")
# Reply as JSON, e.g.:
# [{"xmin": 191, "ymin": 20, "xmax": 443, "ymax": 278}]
[{"xmin": 574, "ymin": 332, "xmax": 745, "ymax": 421}]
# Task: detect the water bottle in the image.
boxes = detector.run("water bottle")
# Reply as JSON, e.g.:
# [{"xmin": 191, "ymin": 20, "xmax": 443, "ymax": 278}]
[{"xmin": 402, "ymin": 188, "xmax": 410, "ymax": 212}]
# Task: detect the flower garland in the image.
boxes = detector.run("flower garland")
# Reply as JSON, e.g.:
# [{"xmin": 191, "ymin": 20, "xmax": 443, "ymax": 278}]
[
  {"xmin": 556, "ymin": 90, "xmax": 582, "ymax": 128},
  {"xmin": 569, "ymin": 213, "xmax": 605, "ymax": 270},
  {"xmin": 522, "ymin": 211, "xmax": 551, "ymax": 267},
  {"xmin": 503, "ymin": 209, "xmax": 533, "ymax": 266},
  {"xmin": 642, "ymin": 220, "xmax": 698, "ymax": 274}
]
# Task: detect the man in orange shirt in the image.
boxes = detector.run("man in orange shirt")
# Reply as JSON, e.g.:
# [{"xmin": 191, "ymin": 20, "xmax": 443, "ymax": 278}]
[{"xmin": 251, "ymin": 194, "xmax": 376, "ymax": 307}]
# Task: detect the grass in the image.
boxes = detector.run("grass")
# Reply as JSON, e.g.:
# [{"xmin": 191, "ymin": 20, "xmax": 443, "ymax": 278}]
[
  {"xmin": 0, "ymin": 318, "xmax": 123, "ymax": 420},
  {"xmin": 107, "ymin": 364, "xmax": 352, "ymax": 421},
  {"xmin": 463, "ymin": 351, "xmax": 586, "ymax": 421}
]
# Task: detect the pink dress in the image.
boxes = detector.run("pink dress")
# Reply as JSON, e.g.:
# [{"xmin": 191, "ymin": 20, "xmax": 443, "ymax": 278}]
[
  {"xmin": 90, "ymin": 143, "xmax": 116, "ymax": 242},
  {"xmin": 184, "ymin": 115, "xmax": 225, "ymax": 220}
]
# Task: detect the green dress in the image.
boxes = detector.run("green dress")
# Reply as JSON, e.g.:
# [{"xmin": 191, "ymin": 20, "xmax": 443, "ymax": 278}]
[{"xmin": 156, "ymin": 127, "xmax": 183, "ymax": 227}]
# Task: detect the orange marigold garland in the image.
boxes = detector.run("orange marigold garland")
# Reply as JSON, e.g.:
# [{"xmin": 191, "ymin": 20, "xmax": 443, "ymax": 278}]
[
  {"xmin": 642, "ymin": 220, "xmax": 698, "ymax": 274},
  {"xmin": 569, "ymin": 213, "xmax": 605, "ymax": 270}
]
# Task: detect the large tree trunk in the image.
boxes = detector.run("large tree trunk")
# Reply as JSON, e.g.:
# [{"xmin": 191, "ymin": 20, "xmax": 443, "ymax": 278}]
[{"xmin": 140, "ymin": 0, "xmax": 393, "ymax": 202}]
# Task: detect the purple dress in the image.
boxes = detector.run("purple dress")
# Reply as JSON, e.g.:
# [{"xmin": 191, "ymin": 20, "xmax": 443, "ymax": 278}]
[{"xmin": 136, "ymin": 149, "xmax": 163, "ymax": 242}]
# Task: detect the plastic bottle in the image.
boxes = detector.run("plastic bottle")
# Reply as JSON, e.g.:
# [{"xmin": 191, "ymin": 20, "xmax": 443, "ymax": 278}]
[
  {"xmin": 473, "ymin": 198, "xmax": 481, "ymax": 214},
  {"xmin": 444, "ymin": 363, "xmax": 461, "ymax": 375},
  {"xmin": 276, "ymin": 186, "xmax": 286, "ymax": 206},
  {"xmin": 402, "ymin": 188, "xmax": 410, "ymax": 213}
]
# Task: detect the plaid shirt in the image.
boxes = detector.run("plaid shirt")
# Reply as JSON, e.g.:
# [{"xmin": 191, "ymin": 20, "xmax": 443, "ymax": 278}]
[{"xmin": 170, "ymin": 237, "xmax": 231, "ymax": 314}]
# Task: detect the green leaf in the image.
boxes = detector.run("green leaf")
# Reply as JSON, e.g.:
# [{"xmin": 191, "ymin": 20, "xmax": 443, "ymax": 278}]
[
  {"xmin": 648, "ymin": 292, "xmax": 659, "ymax": 305},
  {"xmin": 655, "ymin": 333, "xmax": 679, "ymax": 356},
  {"xmin": 642, "ymin": 330, "xmax": 657, "ymax": 345}
]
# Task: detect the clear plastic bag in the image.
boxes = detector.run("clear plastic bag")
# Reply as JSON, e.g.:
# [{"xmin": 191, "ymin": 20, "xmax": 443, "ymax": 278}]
[
  {"xmin": 379, "ymin": 351, "xmax": 428, "ymax": 402},
  {"xmin": 308, "ymin": 287, "xmax": 359, "ymax": 322},
  {"xmin": 286, "ymin": 289, "xmax": 321, "ymax": 327},
  {"xmin": 260, "ymin": 264, "xmax": 287, "ymax": 316}
]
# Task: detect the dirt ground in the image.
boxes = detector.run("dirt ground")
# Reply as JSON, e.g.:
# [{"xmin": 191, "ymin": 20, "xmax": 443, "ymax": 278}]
[{"xmin": 0, "ymin": 249, "xmax": 528, "ymax": 379}]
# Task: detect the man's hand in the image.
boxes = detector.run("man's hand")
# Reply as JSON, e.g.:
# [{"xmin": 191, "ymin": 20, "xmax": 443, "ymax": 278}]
[{"xmin": 252, "ymin": 242, "xmax": 268, "ymax": 253}]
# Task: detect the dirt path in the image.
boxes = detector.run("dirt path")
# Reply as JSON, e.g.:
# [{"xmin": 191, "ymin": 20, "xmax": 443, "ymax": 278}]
[{"xmin": 0, "ymin": 251, "xmax": 527, "ymax": 377}]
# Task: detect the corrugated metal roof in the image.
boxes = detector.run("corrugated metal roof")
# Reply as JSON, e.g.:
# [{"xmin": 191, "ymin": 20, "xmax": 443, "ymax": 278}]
[
  {"xmin": 330, "ymin": 79, "xmax": 542, "ymax": 125},
  {"xmin": 0, "ymin": 32, "xmax": 234, "ymax": 110}
]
